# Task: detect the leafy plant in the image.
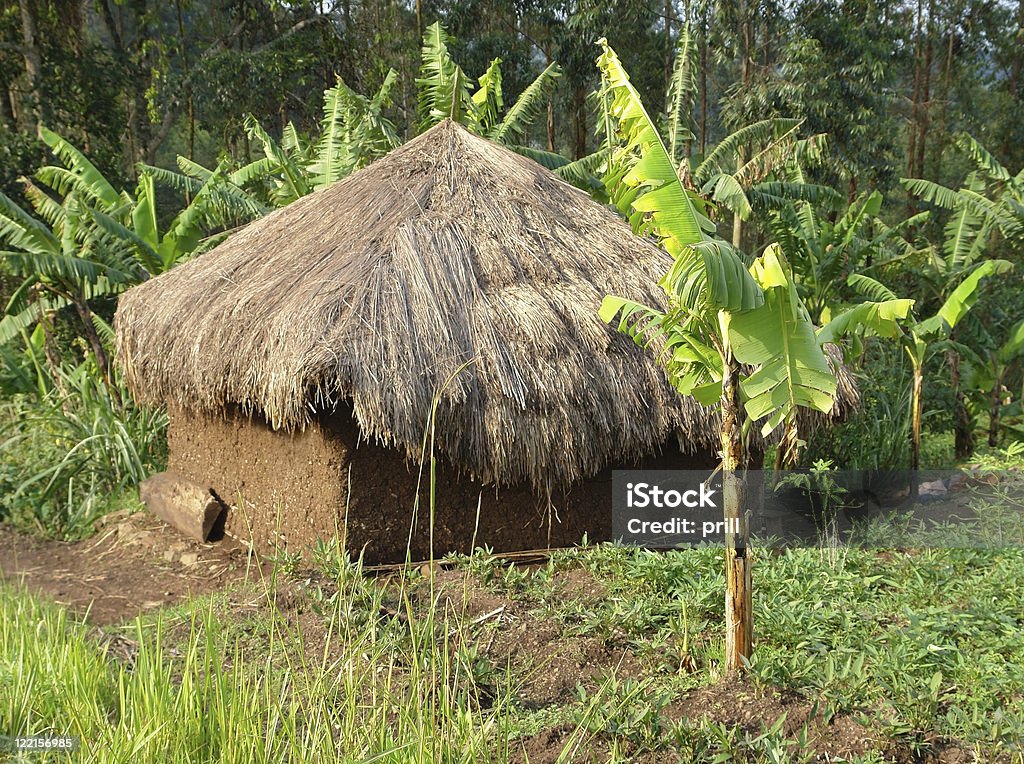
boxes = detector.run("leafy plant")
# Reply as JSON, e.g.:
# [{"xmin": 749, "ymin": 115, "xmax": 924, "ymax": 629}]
[
  {"xmin": 902, "ymin": 134, "xmax": 1023, "ymax": 459},
  {"xmin": 660, "ymin": 26, "xmax": 833, "ymax": 249},
  {"xmin": 770, "ymin": 188, "xmax": 926, "ymax": 324},
  {"xmin": 240, "ymin": 73, "xmax": 402, "ymax": 207},
  {"xmin": 961, "ymin": 317, "xmax": 1024, "ymax": 447},
  {"xmin": 774, "ymin": 458, "xmax": 849, "ymax": 551},
  {"xmin": 595, "ymin": 38, "xmax": 847, "ymax": 671},
  {"xmin": 0, "ymin": 127, "xmax": 257, "ymax": 381},
  {"xmin": 846, "ymin": 259, "xmax": 1011, "ymax": 470},
  {"xmin": 416, "ymin": 22, "xmax": 561, "ymax": 144}
]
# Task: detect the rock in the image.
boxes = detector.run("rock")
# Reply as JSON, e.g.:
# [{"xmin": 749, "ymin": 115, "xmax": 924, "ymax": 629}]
[
  {"xmin": 140, "ymin": 471, "xmax": 226, "ymax": 542},
  {"xmin": 179, "ymin": 552, "xmax": 199, "ymax": 566},
  {"xmin": 917, "ymin": 480, "xmax": 948, "ymax": 500},
  {"xmin": 418, "ymin": 561, "xmax": 443, "ymax": 578}
]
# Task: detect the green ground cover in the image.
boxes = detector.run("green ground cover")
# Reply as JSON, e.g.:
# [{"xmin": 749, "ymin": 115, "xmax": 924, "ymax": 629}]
[{"xmin": 2, "ymin": 525, "xmax": 1023, "ymax": 762}]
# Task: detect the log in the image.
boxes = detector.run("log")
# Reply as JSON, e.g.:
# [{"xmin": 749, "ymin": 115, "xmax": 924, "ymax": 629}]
[{"xmin": 139, "ymin": 471, "xmax": 225, "ymax": 542}]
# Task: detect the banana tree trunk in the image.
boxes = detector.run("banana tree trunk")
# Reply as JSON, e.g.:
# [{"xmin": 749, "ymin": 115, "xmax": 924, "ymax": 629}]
[
  {"xmin": 73, "ymin": 300, "xmax": 121, "ymax": 408},
  {"xmin": 948, "ymin": 349, "xmax": 974, "ymax": 459},
  {"xmin": 910, "ymin": 359, "xmax": 923, "ymax": 472},
  {"xmin": 721, "ymin": 346, "xmax": 752, "ymax": 672}
]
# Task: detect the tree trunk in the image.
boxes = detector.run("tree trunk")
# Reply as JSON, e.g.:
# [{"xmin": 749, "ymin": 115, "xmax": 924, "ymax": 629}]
[
  {"xmin": 699, "ymin": 9, "xmax": 708, "ymax": 156},
  {"xmin": 544, "ymin": 48, "xmax": 555, "ymax": 152},
  {"xmin": 174, "ymin": 0, "xmax": 195, "ymax": 161},
  {"xmin": 916, "ymin": 0, "xmax": 934, "ymax": 179},
  {"xmin": 910, "ymin": 360, "xmax": 923, "ymax": 471},
  {"xmin": 933, "ymin": 25, "xmax": 955, "ymax": 180},
  {"xmin": 948, "ymin": 348, "xmax": 974, "ymax": 459},
  {"xmin": 131, "ymin": 0, "xmax": 154, "ymax": 166},
  {"xmin": 989, "ymin": 367, "xmax": 1003, "ymax": 448},
  {"xmin": 0, "ymin": 87, "xmax": 14, "ymax": 128},
  {"xmin": 574, "ymin": 85, "xmax": 587, "ymax": 159},
  {"xmin": 1004, "ymin": 0, "xmax": 1024, "ymax": 159},
  {"xmin": 547, "ymin": 98, "xmax": 555, "ymax": 152},
  {"xmin": 664, "ymin": 0, "xmax": 674, "ymax": 110},
  {"xmin": 732, "ymin": 5, "xmax": 752, "ymax": 250},
  {"xmin": 98, "ymin": 0, "xmax": 125, "ymax": 50},
  {"xmin": 720, "ymin": 328, "xmax": 752, "ymax": 672},
  {"xmin": 18, "ymin": 0, "xmax": 43, "ymax": 132},
  {"xmin": 907, "ymin": 0, "xmax": 923, "ymax": 179}
]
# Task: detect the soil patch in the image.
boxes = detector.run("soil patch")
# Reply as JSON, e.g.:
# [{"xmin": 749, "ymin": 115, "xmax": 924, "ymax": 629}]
[
  {"xmin": 491, "ymin": 618, "xmax": 644, "ymax": 707},
  {"xmin": 0, "ymin": 510, "xmax": 267, "ymax": 624},
  {"xmin": 666, "ymin": 679, "xmax": 974, "ymax": 763},
  {"xmin": 666, "ymin": 680, "xmax": 878, "ymax": 758}
]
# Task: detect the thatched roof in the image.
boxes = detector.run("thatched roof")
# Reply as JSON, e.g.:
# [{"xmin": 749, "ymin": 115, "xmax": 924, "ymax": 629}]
[{"xmin": 115, "ymin": 120, "xmax": 856, "ymax": 491}]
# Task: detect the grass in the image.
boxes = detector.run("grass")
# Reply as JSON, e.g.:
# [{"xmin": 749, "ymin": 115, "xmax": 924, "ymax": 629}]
[
  {"xmin": 0, "ymin": 547, "xmax": 515, "ymax": 763},
  {"xmin": 0, "ymin": 354, "xmax": 166, "ymax": 540},
  {"xmin": 2, "ymin": 530, "xmax": 1023, "ymax": 762}
]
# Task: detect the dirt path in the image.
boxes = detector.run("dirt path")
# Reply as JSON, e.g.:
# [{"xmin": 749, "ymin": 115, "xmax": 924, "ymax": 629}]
[{"xmin": 0, "ymin": 511, "xmax": 268, "ymax": 624}]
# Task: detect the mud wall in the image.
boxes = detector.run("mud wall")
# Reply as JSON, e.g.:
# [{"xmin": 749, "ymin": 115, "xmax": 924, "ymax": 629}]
[{"xmin": 167, "ymin": 405, "xmax": 716, "ymax": 564}]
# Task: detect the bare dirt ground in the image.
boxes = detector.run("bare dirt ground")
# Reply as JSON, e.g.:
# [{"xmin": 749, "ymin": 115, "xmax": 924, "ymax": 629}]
[{"xmin": 0, "ymin": 510, "xmax": 268, "ymax": 624}]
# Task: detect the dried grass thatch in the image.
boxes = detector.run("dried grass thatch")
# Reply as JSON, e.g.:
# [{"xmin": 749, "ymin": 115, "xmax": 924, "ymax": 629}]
[{"xmin": 115, "ymin": 120, "xmax": 856, "ymax": 491}]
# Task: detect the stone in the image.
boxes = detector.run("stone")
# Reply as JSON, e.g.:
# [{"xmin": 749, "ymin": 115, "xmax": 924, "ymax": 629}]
[
  {"xmin": 917, "ymin": 480, "xmax": 948, "ymax": 500},
  {"xmin": 139, "ymin": 471, "xmax": 225, "ymax": 542}
]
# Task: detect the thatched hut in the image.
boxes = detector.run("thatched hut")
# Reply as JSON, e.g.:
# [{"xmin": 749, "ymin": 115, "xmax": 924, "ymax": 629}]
[{"xmin": 115, "ymin": 120, "xmax": 853, "ymax": 562}]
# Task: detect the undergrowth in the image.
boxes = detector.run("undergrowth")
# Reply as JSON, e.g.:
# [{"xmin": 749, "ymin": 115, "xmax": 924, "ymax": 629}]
[
  {"xmin": 0, "ymin": 347, "xmax": 165, "ymax": 539},
  {"xmin": 2, "ymin": 532, "xmax": 1024, "ymax": 761}
]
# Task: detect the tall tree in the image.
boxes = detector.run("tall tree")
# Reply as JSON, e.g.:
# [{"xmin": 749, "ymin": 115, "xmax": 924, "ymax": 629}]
[{"xmin": 17, "ymin": 0, "xmax": 43, "ymax": 132}]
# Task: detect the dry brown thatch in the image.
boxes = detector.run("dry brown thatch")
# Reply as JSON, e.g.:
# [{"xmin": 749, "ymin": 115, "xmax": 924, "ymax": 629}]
[{"xmin": 115, "ymin": 120, "xmax": 856, "ymax": 491}]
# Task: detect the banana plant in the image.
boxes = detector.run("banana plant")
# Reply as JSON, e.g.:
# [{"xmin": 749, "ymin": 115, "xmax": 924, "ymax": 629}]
[
  {"xmin": 416, "ymin": 22, "xmax": 561, "ymax": 144},
  {"xmin": 235, "ymin": 73, "xmax": 401, "ymax": 208},
  {"xmin": 89, "ymin": 165, "xmax": 259, "ymax": 274},
  {"xmin": 693, "ymin": 118, "xmax": 824, "ymax": 247},
  {"xmin": 903, "ymin": 151, "xmax": 1022, "ymax": 459},
  {"xmin": 0, "ymin": 128, "xmax": 255, "ymax": 388},
  {"xmin": 959, "ymin": 318, "xmax": 1024, "ymax": 447},
  {"xmin": 0, "ymin": 186, "xmax": 130, "ymax": 387},
  {"xmin": 163, "ymin": 31, "xmax": 566, "ymax": 207},
  {"xmin": 947, "ymin": 133, "xmax": 1024, "ymax": 240},
  {"xmin": 307, "ymin": 71, "xmax": 402, "ymax": 190},
  {"xmin": 150, "ymin": 72, "xmax": 402, "ymax": 211},
  {"xmin": 848, "ymin": 258, "xmax": 1013, "ymax": 470},
  {"xmin": 0, "ymin": 128, "xmax": 141, "ymax": 380},
  {"xmin": 655, "ymin": 26, "xmax": 834, "ymax": 248},
  {"xmin": 595, "ymin": 39, "xmax": 844, "ymax": 672},
  {"xmin": 769, "ymin": 185, "xmax": 929, "ymax": 325}
]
